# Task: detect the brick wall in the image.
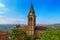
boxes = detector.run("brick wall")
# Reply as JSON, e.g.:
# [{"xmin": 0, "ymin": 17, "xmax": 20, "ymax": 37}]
[{"xmin": 0, "ymin": 31, "xmax": 9, "ymax": 40}]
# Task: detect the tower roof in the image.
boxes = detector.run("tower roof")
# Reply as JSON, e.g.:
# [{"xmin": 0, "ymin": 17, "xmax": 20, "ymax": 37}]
[
  {"xmin": 28, "ymin": 4, "xmax": 35, "ymax": 16},
  {"xmin": 30, "ymin": 4, "xmax": 34, "ymax": 13}
]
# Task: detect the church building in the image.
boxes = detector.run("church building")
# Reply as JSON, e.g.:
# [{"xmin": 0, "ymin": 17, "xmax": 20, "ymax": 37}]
[{"xmin": 16, "ymin": 4, "xmax": 47, "ymax": 40}]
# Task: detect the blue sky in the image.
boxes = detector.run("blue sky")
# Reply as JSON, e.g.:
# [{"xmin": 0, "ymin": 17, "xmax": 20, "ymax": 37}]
[{"xmin": 0, "ymin": 0, "xmax": 60, "ymax": 24}]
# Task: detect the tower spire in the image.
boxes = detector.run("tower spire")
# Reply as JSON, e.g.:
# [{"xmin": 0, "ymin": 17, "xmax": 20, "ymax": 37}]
[
  {"xmin": 28, "ymin": 4, "xmax": 35, "ymax": 16},
  {"xmin": 27, "ymin": 3, "xmax": 36, "ymax": 35},
  {"xmin": 30, "ymin": 4, "xmax": 34, "ymax": 13}
]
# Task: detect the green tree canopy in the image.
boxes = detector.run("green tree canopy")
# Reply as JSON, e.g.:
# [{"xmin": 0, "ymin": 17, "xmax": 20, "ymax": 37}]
[
  {"xmin": 41, "ymin": 29, "xmax": 60, "ymax": 40},
  {"xmin": 10, "ymin": 28, "xmax": 35, "ymax": 40},
  {"xmin": 10, "ymin": 28, "xmax": 26, "ymax": 40}
]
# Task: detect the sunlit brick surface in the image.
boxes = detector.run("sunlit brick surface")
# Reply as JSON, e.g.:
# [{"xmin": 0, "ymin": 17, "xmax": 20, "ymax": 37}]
[{"xmin": 0, "ymin": 31, "xmax": 9, "ymax": 40}]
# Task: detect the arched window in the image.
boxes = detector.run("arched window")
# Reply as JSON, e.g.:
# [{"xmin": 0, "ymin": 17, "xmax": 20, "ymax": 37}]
[
  {"xmin": 30, "ymin": 17, "xmax": 32, "ymax": 21},
  {"xmin": 29, "ymin": 17, "xmax": 32, "ymax": 21}
]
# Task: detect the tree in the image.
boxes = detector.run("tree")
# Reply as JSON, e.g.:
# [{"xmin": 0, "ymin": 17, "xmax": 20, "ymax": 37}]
[
  {"xmin": 41, "ymin": 29, "xmax": 60, "ymax": 40},
  {"xmin": 10, "ymin": 28, "xmax": 26, "ymax": 40},
  {"xmin": 25, "ymin": 35, "xmax": 35, "ymax": 40},
  {"xmin": 10, "ymin": 28, "xmax": 35, "ymax": 40}
]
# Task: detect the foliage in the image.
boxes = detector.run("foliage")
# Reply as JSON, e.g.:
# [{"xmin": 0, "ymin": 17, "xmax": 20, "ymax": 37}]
[
  {"xmin": 10, "ymin": 28, "xmax": 26, "ymax": 40},
  {"xmin": 41, "ymin": 29, "xmax": 60, "ymax": 40},
  {"xmin": 10, "ymin": 28, "xmax": 35, "ymax": 40},
  {"xmin": 25, "ymin": 35, "xmax": 35, "ymax": 40}
]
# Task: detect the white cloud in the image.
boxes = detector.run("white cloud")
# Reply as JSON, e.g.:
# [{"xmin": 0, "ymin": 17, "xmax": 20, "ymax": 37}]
[
  {"xmin": 0, "ymin": 3, "xmax": 5, "ymax": 8},
  {"xmin": 0, "ymin": 3, "xmax": 9, "ymax": 11},
  {"xmin": 0, "ymin": 12, "xmax": 4, "ymax": 14},
  {"xmin": 0, "ymin": 18, "xmax": 27, "ymax": 24},
  {"xmin": 0, "ymin": 19, "xmax": 19, "ymax": 24},
  {"xmin": 0, "ymin": 17, "xmax": 60, "ymax": 25},
  {"xmin": 0, "ymin": 15, "xmax": 4, "ymax": 18},
  {"xmin": 20, "ymin": 19, "xmax": 27, "ymax": 24}
]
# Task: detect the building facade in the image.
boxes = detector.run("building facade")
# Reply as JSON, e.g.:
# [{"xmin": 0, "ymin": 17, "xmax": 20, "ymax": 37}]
[
  {"xmin": 16, "ymin": 4, "xmax": 47, "ymax": 40},
  {"xmin": 0, "ymin": 31, "xmax": 9, "ymax": 40}
]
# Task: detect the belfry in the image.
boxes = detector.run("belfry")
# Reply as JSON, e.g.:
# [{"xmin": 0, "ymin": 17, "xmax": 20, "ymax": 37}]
[
  {"xmin": 28, "ymin": 4, "xmax": 36, "ymax": 35},
  {"xmin": 16, "ymin": 4, "xmax": 47, "ymax": 40}
]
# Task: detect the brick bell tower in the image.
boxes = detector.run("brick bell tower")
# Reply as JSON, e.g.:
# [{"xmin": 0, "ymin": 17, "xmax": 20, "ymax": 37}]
[{"xmin": 28, "ymin": 4, "xmax": 36, "ymax": 35}]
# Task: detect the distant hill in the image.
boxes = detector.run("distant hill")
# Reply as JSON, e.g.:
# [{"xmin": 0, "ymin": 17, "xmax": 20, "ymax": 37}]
[
  {"xmin": 0, "ymin": 23, "xmax": 60, "ymax": 31},
  {"xmin": 46, "ymin": 24, "xmax": 60, "ymax": 29},
  {"xmin": 0, "ymin": 24, "xmax": 16, "ymax": 31},
  {"xmin": 36, "ymin": 23, "xmax": 60, "ymax": 29}
]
